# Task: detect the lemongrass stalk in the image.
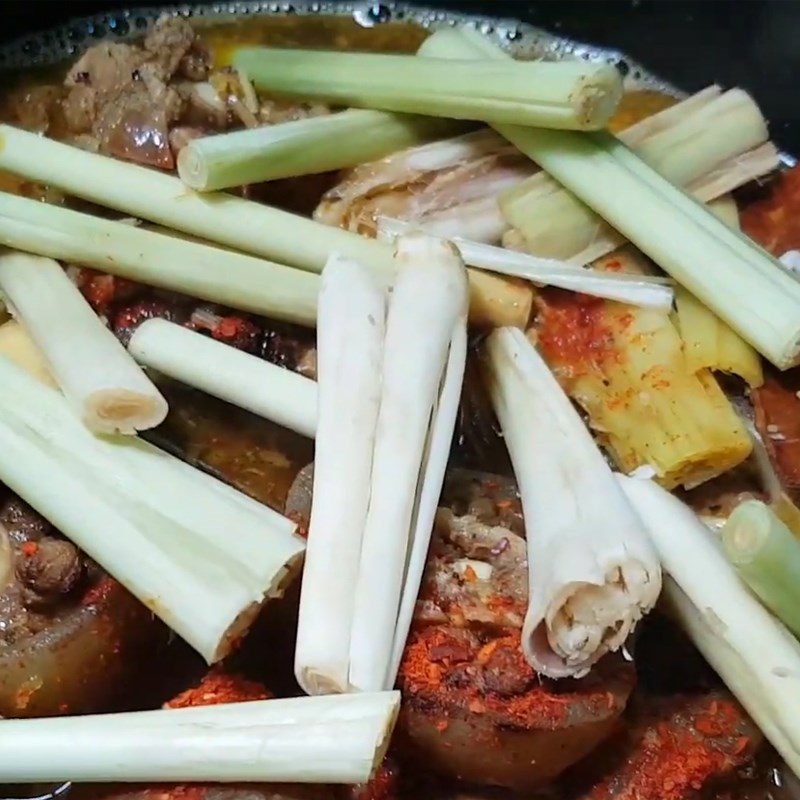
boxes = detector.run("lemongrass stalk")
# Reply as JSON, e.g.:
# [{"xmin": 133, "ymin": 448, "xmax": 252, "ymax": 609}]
[
  {"xmin": 349, "ymin": 234, "xmax": 469, "ymax": 692},
  {"xmin": 128, "ymin": 319, "xmax": 316, "ymax": 439},
  {"xmin": 388, "ymin": 320, "xmax": 468, "ymax": 681},
  {"xmin": 483, "ymin": 328, "xmax": 661, "ymax": 678},
  {"xmin": 618, "ymin": 475, "xmax": 800, "ymax": 775},
  {"xmin": 0, "ymin": 355, "xmax": 303, "ymax": 663},
  {"xmin": 421, "ymin": 29, "xmax": 799, "ymax": 369},
  {"xmin": 0, "ymin": 691, "xmax": 400, "ymax": 784},
  {"xmin": 496, "ymin": 86, "xmax": 774, "ymax": 263},
  {"xmin": 0, "ymin": 191, "xmax": 318, "ymax": 326},
  {"xmin": 673, "ymin": 198, "xmax": 764, "ymax": 387},
  {"xmin": 0, "ymin": 126, "xmax": 526, "ymax": 329},
  {"xmin": 378, "ymin": 216, "xmax": 674, "ymax": 310},
  {"xmin": 722, "ymin": 500, "xmax": 800, "ymax": 636},
  {"xmin": 0, "ymin": 123, "xmax": 392, "ymax": 275},
  {"xmin": 0, "ymin": 252, "xmax": 167, "ymax": 434},
  {"xmin": 0, "ymin": 319, "xmax": 56, "ymax": 388},
  {"xmin": 233, "ymin": 48, "xmax": 623, "ymax": 130},
  {"xmin": 178, "ymin": 109, "xmax": 460, "ymax": 191},
  {"xmin": 296, "ymin": 255, "xmax": 386, "ymax": 696}
]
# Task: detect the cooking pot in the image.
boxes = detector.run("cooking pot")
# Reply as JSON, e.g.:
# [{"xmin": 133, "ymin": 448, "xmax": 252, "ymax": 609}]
[{"xmin": 2, "ymin": 0, "xmax": 799, "ymax": 151}]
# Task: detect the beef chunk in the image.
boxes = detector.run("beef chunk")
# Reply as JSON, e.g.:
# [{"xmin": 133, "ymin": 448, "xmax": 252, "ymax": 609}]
[{"xmin": 17, "ymin": 538, "xmax": 83, "ymax": 601}]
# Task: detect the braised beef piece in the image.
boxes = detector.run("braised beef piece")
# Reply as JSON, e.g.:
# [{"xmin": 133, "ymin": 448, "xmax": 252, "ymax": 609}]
[
  {"xmin": 61, "ymin": 15, "xmax": 209, "ymax": 169},
  {"xmin": 16, "ymin": 538, "xmax": 83, "ymax": 604},
  {"xmin": 0, "ymin": 497, "xmax": 90, "ymax": 644}
]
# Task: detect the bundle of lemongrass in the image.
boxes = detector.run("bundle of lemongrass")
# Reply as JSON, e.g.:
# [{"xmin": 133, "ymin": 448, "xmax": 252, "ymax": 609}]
[
  {"xmin": 421, "ymin": 27, "xmax": 800, "ymax": 370},
  {"xmin": 295, "ymin": 234, "xmax": 469, "ymax": 695},
  {"xmin": 0, "ymin": 353, "xmax": 304, "ymax": 664}
]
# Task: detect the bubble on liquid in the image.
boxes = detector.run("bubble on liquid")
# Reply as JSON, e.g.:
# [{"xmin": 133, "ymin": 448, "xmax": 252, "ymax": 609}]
[{"xmin": 353, "ymin": 3, "xmax": 392, "ymax": 28}]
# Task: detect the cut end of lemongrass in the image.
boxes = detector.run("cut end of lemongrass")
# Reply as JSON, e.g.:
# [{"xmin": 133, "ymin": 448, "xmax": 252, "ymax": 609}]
[
  {"xmin": 176, "ymin": 142, "xmax": 210, "ymax": 191},
  {"xmin": 0, "ymin": 251, "xmax": 169, "ymax": 435},
  {"xmin": 483, "ymin": 327, "xmax": 661, "ymax": 679},
  {"xmin": 571, "ymin": 63, "xmax": 625, "ymax": 130},
  {"xmin": 721, "ymin": 499, "xmax": 771, "ymax": 564},
  {"xmin": 86, "ymin": 388, "xmax": 169, "ymax": 435}
]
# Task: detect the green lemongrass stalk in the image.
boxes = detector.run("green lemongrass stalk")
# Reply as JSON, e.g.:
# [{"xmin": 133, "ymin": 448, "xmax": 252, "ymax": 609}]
[
  {"xmin": 178, "ymin": 109, "xmax": 460, "ymax": 191},
  {"xmin": 233, "ymin": 47, "xmax": 623, "ymax": 130},
  {"xmin": 722, "ymin": 500, "xmax": 800, "ymax": 637},
  {"xmin": 0, "ymin": 355, "xmax": 303, "ymax": 663},
  {"xmin": 484, "ymin": 328, "xmax": 661, "ymax": 678},
  {"xmin": 421, "ymin": 28, "xmax": 800, "ymax": 369},
  {"xmin": 296, "ymin": 255, "xmax": 386, "ymax": 696},
  {"xmin": 0, "ymin": 126, "xmax": 527, "ymax": 329},
  {"xmin": 0, "ymin": 191, "xmax": 318, "ymax": 326},
  {"xmin": 377, "ymin": 216, "xmax": 674, "ymax": 310},
  {"xmin": 0, "ymin": 691, "xmax": 400, "ymax": 784},
  {"xmin": 349, "ymin": 234, "xmax": 469, "ymax": 692},
  {"xmin": 0, "ymin": 252, "xmax": 167, "ymax": 434},
  {"xmin": 128, "ymin": 319, "xmax": 317, "ymax": 439},
  {"xmin": 498, "ymin": 85, "xmax": 774, "ymax": 264},
  {"xmin": 619, "ymin": 475, "xmax": 800, "ymax": 775},
  {"xmin": 0, "ymin": 124, "xmax": 391, "ymax": 275}
]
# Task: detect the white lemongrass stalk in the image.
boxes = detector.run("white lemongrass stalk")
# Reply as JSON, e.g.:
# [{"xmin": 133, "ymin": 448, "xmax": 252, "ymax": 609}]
[
  {"xmin": 0, "ymin": 319, "xmax": 56, "ymax": 388},
  {"xmin": 422, "ymin": 29, "xmax": 799, "ymax": 369},
  {"xmin": 0, "ymin": 355, "xmax": 304, "ymax": 663},
  {"xmin": 484, "ymin": 328, "xmax": 661, "ymax": 678},
  {"xmin": 296, "ymin": 255, "xmax": 386, "ymax": 695},
  {"xmin": 618, "ymin": 475, "xmax": 800, "ymax": 775},
  {"xmin": 233, "ymin": 48, "xmax": 623, "ymax": 130},
  {"xmin": 0, "ymin": 252, "xmax": 167, "ymax": 434},
  {"xmin": 178, "ymin": 109, "xmax": 459, "ymax": 191},
  {"xmin": 388, "ymin": 320, "xmax": 468, "ymax": 680},
  {"xmin": 378, "ymin": 216, "xmax": 674, "ymax": 310},
  {"xmin": 0, "ymin": 691, "xmax": 400, "ymax": 784},
  {"xmin": 349, "ymin": 234, "xmax": 469, "ymax": 692},
  {"xmin": 0, "ymin": 191, "xmax": 319, "ymax": 326},
  {"xmin": 128, "ymin": 319, "xmax": 317, "ymax": 439},
  {"xmin": 0, "ymin": 124, "xmax": 393, "ymax": 276}
]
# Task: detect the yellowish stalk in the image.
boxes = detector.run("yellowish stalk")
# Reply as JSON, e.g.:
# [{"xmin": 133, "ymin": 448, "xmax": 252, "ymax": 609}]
[
  {"xmin": 673, "ymin": 198, "xmax": 764, "ymax": 387},
  {"xmin": 535, "ymin": 248, "xmax": 752, "ymax": 488}
]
